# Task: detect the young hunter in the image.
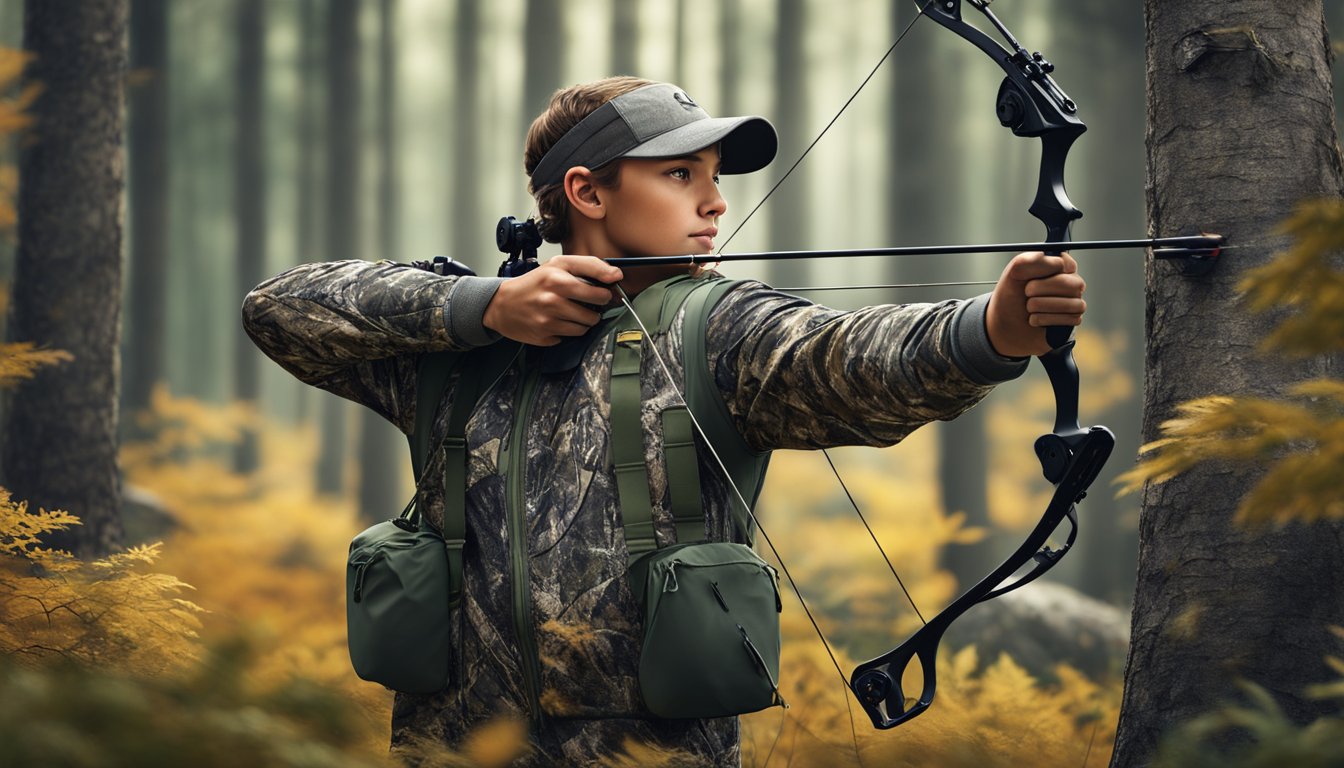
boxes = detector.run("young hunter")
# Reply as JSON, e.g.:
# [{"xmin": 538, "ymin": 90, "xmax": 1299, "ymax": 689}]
[{"xmin": 242, "ymin": 76, "xmax": 1086, "ymax": 765}]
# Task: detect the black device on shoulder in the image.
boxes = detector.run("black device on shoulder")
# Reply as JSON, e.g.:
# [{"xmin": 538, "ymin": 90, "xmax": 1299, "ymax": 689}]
[
  {"xmin": 496, "ymin": 216, "xmax": 543, "ymax": 277},
  {"xmin": 410, "ymin": 255, "xmax": 477, "ymax": 277}
]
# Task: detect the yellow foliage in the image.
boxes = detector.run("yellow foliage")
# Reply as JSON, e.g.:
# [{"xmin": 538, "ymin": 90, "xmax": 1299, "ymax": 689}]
[
  {"xmin": 1115, "ymin": 383, "xmax": 1344, "ymax": 526},
  {"xmin": 740, "ymin": 640, "xmax": 1117, "ymax": 768},
  {"xmin": 121, "ymin": 386, "xmax": 399, "ymax": 748},
  {"xmin": 1240, "ymin": 199, "xmax": 1344, "ymax": 357},
  {"xmin": 0, "ymin": 165, "xmax": 15, "ymax": 234},
  {"xmin": 0, "ymin": 637, "xmax": 394, "ymax": 768},
  {"xmin": 0, "ymin": 487, "xmax": 203, "ymax": 676},
  {"xmin": 746, "ymin": 428, "xmax": 1120, "ymax": 766},
  {"xmin": 0, "ymin": 47, "xmax": 39, "ymax": 235},
  {"xmin": 128, "ymin": 382, "xmax": 263, "ymax": 458},
  {"xmin": 115, "ymin": 385, "xmax": 1122, "ymax": 765},
  {"xmin": 1118, "ymin": 200, "xmax": 1344, "ymax": 527},
  {"xmin": 987, "ymin": 328, "xmax": 1136, "ymax": 529},
  {"xmin": 0, "ymin": 341, "xmax": 73, "ymax": 387}
]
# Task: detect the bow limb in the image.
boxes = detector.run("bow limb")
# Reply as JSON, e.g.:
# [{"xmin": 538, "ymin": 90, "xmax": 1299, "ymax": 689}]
[{"xmin": 846, "ymin": 0, "xmax": 1116, "ymax": 729}]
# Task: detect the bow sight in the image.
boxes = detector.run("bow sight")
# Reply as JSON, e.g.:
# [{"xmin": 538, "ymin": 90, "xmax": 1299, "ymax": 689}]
[{"xmin": 496, "ymin": 216, "xmax": 543, "ymax": 277}]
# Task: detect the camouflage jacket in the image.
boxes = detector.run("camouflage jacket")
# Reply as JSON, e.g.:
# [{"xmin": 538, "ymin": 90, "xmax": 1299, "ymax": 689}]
[{"xmin": 241, "ymin": 259, "xmax": 1028, "ymax": 766}]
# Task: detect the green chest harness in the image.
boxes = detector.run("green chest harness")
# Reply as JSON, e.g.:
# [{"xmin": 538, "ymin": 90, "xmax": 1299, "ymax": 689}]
[{"xmin": 346, "ymin": 274, "xmax": 785, "ymax": 717}]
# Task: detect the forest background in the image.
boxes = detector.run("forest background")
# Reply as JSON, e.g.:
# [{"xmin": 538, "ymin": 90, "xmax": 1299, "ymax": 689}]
[{"xmin": 0, "ymin": 1, "xmax": 1341, "ymax": 766}]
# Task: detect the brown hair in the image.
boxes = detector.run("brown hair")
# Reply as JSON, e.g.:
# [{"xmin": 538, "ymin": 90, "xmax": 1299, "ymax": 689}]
[{"xmin": 524, "ymin": 76, "xmax": 656, "ymax": 243}]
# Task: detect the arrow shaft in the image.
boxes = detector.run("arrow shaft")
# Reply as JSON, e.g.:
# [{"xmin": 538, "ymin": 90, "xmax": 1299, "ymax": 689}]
[{"xmin": 604, "ymin": 235, "xmax": 1222, "ymax": 268}]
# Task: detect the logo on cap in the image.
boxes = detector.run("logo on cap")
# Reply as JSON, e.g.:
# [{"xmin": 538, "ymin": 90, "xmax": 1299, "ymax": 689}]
[{"xmin": 673, "ymin": 91, "xmax": 699, "ymax": 110}]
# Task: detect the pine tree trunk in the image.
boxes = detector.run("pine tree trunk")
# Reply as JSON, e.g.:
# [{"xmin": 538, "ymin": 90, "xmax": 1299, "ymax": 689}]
[
  {"xmin": 4, "ymin": 0, "xmax": 129, "ymax": 557},
  {"xmin": 292, "ymin": 0, "xmax": 324, "ymax": 426},
  {"xmin": 609, "ymin": 0, "xmax": 638, "ymax": 77},
  {"xmin": 767, "ymin": 0, "xmax": 808, "ymax": 287},
  {"xmin": 123, "ymin": 0, "xmax": 169, "ymax": 430},
  {"xmin": 523, "ymin": 0, "xmax": 562, "ymax": 121},
  {"xmin": 449, "ymin": 0, "xmax": 480, "ymax": 263},
  {"xmin": 357, "ymin": 0, "xmax": 404, "ymax": 522},
  {"xmin": 233, "ymin": 0, "xmax": 265, "ymax": 474},
  {"xmin": 1113, "ymin": 2, "xmax": 1344, "ymax": 764},
  {"xmin": 883, "ymin": 3, "xmax": 992, "ymax": 589},
  {"xmin": 316, "ymin": 0, "xmax": 360, "ymax": 495},
  {"xmin": 1058, "ymin": 0, "xmax": 1148, "ymax": 604}
]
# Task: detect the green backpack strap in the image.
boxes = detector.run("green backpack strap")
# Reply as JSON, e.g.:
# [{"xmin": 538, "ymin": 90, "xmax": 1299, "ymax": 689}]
[
  {"xmin": 679, "ymin": 279, "xmax": 771, "ymax": 545},
  {"xmin": 611, "ymin": 276, "xmax": 771, "ymax": 560},
  {"xmin": 410, "ymin": 342, "xmax": 517, "ymax": 609},
  {"xmin": 610, "ymin": 278, "xmax": 687, "ymax": 558}
]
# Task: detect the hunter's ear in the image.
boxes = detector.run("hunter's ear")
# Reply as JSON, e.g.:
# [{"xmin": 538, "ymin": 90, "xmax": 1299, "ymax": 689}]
[{"xmin": 564, "ymin": 167, "xmax": 606, "ymax": 221}]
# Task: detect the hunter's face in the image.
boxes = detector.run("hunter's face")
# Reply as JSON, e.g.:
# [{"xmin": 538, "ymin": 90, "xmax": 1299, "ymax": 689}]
[{"xmin": 598, "ymin": 146, "xmax": 726, "ymax": 260}]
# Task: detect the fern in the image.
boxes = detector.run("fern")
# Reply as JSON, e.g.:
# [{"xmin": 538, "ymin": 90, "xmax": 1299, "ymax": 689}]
[
  {"xmin": 0, "ymin": 487, "xmax": 203, "ymax": 675},
  {"xmin": 0, "ymin": 341, "xmax": 74, "ymax": 387}
]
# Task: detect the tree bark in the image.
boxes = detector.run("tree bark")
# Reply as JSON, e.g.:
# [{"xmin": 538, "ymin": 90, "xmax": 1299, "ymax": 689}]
[
  {"xmin": 292, "ymin": 0, "xmax": 324, "ymax": 425},
  {"xmin": 767, "ymin": 0, "xmax": 809, "ymax": 287},
  {"xmin": 316, "ymin": 0, "xmax": 361, "ymax": 495},
  {"xmin": 609, "ymin": 0, "xmax": 638, "ymax": 77},
  {"xmin": 4, "ymin": 0, "xmax": 129, "ymax": 557},
  {"xmin": 523, "ymin": 0, "xmax": 562, "ymax": 123},
  {"xmin": 123, "ymin": 0, "xmax": 169, "ymax": 430},
  {"xmin": 357, "ymin": 0, "xmax": 403, "ymax": 522},
  {"xmin": 1113, "ymin": 2, "xmax": 1344, "ymax": 764},
  {"xmin": 233, "ymin": 0, "xmax": 265, "ymax": 474}
]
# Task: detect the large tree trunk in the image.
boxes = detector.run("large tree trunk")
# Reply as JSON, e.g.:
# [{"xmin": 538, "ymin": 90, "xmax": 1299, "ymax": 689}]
[
  {"xmin": 4, "ymin": 0, "xmax": 129, "ymax": 557},
  {"xmin": 123, "ymin": 0, "xmax": 169, "ymax": 431},
  {"xmin": 1113, "ymin": 2, "xmax": 1344, "ymax": 765},
  {"xmin": 233, "ymin": 0, "xmax": 265, "ymax": 474}
]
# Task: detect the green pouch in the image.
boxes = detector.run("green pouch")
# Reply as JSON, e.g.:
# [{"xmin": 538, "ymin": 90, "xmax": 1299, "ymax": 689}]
[
  {"xmin": 632, "ymin": 541, "xmax": 786, "ymax": 718},
  {"xmin": 346, "ymin": 505, "xmax": 451, "ymax": 693}
]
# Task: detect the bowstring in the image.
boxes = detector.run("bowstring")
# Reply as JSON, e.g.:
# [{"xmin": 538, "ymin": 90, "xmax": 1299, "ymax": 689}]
[
  {"xmin": 714, "ymin": 2, "xmax": 935, "ymax": 255},
  {"xmin": 614, "ymin": 0, "xmax": 940, "ymax": 740},
  {"xmin": 708, "ymin": 0, "xmax": 940, "ymax": 640},
  {"xmin": 676, "ymin": 0, "xmax": 940, "ymax": 707}
]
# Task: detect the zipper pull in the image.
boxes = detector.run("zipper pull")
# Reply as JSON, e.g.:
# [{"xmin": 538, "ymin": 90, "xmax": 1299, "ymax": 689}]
[
  {"xmin": 765, "ymin": 565, "xmax": 782, "ymax": 612},
  {"xmin": 352, "ymin": 561, "xmax": 370, "ymax": 603},
  {"xmin": 662, "ymin": 560, "xmax": 680, "ymax": 593},
  {"xmin": 710, "ymin": 581, "xmax": 730, "ymax": 612},
  {"xmin": 738, "ymin": 623, "xmax": 789, "ymax": 709}
]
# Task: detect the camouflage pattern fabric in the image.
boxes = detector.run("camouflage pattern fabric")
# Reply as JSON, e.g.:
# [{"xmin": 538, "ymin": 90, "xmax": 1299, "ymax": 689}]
[{"xmin": 242, "ymin": 259, "xmax": 1018, "ymax": 766}]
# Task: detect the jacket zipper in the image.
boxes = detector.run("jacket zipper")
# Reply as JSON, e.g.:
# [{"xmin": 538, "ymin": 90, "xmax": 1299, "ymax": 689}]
[{"xmin": 504, "ymin": 366, "xmax": 544, "ymax": 724}]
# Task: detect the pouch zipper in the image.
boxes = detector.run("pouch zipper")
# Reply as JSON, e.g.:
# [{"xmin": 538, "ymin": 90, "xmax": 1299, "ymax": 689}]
[
  {"xmin": 503, "ymin": 366, "xmax": 544, "ymax": 724},
  {"xmin": 349, "ymin": 539, "xmax": 421, "ymax": 603}
]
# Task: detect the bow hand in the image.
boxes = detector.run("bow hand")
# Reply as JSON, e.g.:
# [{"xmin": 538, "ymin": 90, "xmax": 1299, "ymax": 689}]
[{"xmin": 986, "ymin": 251, "xmax": 1086, "ymax": 358}]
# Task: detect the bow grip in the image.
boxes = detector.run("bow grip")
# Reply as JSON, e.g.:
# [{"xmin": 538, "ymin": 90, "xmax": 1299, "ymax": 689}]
[{"xmin": 1046, "ymin": 324, "xmax": 1073, "ymax": 349}]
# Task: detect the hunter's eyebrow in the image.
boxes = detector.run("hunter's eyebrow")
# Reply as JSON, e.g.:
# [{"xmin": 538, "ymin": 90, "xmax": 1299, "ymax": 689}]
[{"xmin": 660, "ymin": 154, "xmax": 723, "ymax": 172}]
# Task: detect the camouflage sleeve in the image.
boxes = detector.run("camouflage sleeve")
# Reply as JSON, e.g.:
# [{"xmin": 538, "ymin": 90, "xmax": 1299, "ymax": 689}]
[
  {"xmin": 240, "ymin": 259, "xmax": 503, "ymax": 433},
  {"xmin": 706, "ymin": 282, "xmax": 1029, "ymax": 451}
]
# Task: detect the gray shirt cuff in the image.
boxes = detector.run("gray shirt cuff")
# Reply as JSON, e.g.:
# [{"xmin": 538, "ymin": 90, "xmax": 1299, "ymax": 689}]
[
  {"xmin": 445, "ymin": 276, "xmax": 505, "ymax": 347},
  {"xmin": 949, "ymin": 293, "xmax": 1030, "ymax": 384}
]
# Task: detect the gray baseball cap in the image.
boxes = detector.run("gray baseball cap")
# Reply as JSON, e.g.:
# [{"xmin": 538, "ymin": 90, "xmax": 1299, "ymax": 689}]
[{"xmin": 530, "ymin": 83, "xmax": 778, "ymax": 189}]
